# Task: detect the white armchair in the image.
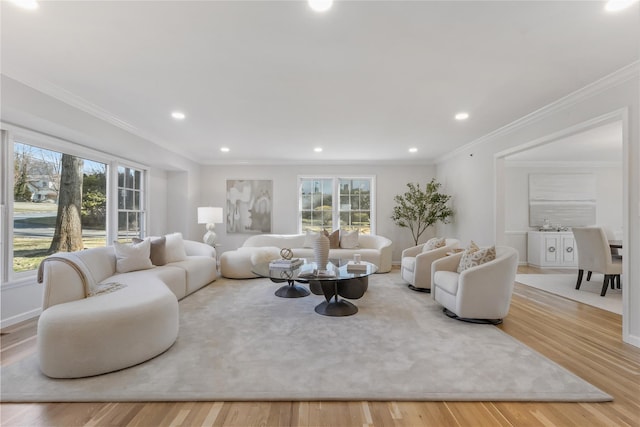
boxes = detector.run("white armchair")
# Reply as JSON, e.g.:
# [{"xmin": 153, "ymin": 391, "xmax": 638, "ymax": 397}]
[
  {"xmin": 401, "ymin": 238, "xmax": 460, "ymax": 292},
  {"xmin": 431, "ymin": 246, "xmax": 519, "ymax": 324}
]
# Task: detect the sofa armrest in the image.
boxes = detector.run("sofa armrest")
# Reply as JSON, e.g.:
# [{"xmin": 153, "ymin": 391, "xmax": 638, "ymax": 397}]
[
  {"xmin": 183, "ymin": 240, "xmax": 216, "ymax": 258},
  {"xmin": 401, "ymin": 244, "xmax": 424, "ymax": 258}
]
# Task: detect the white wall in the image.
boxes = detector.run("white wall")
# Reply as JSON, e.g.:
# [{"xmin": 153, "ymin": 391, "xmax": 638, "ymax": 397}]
[
  {"xmin": 198, "ymin": 164, "xmax": 436, "ymax": 263},
  {"xmin": 504, "ymin": 164, "xmax": 623, "ymax": 261},
  {"xmin": 436, "ymin": 67, "xmax": 639, "ymax": 347}
]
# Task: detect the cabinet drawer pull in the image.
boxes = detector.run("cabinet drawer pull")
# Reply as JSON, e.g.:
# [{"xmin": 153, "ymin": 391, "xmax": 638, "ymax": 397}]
[
  {"xmin": 548, "ymin": 246, "xmax": 556, "ymax": 253},
  {"xmin": 566, "ymin": 247, "xmax": 573, "ymax": 253}
]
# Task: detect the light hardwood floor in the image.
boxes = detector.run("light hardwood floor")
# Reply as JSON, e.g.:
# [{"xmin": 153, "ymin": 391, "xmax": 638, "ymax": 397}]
[{"xmin": 1, "ymin": 266, "xmax": 639, "ymax": 427}]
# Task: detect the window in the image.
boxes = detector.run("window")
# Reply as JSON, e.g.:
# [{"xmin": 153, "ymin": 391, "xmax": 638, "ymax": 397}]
[
  {"xmin": 117, "ymin": 166, "xmax": 145, "ymax": 241},
  {"xmin": 1, "ymin": 127, "xmax": 148, "ymax": 282},
  {"xmin": 298, "ymin": 176, "xmax": 375, "ymax": 234}
]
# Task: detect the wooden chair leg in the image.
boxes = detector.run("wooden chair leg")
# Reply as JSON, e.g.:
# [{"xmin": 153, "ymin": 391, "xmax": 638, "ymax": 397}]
[
  {"xmin": 576, "ymin": 269, "xmax": 584, "ymax": 289},
  {"xmin": 586, "ymin": 271, "xmax": 592, "ymax": 281},
  {"xmin": 601, "ymin": 275, "xmax": 610, "ymax": 297},
  {"xmin": 616, "ymin": 275, "xmax": 621, "ymax": 289}
]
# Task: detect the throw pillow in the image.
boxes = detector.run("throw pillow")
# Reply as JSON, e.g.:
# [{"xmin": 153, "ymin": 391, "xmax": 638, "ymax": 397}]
[
  {"xmin": 303, "ymin": 230, "xmax": 320, "ymax": 248},
  {"xmin": 458, "ymin": 244, "xmax": 496, "ymax": 273},
  {"xmin": 113, "ymin": 239, "xmax": 153, "ymax": 273},
  {"xmin": 340, "ymin": 229, "xmax": 359, "ymax": 249},
  {"xmin": 424, "ymin": 237, "xmax": 446, "ymax": 251},
  {"xmin": 165, "ymin": 232, "xmax": 187, "ymax": 263},
  {"xmin": 133, "ymin": 236, "xmax": 167, "ymax": 266},
  {"xmin": 323, "ymin": 229, "xmax": 340, "ymax": 249},
  {"xmin": 456, "ymin": 240, "xmax": 480, "ymax": 273}
]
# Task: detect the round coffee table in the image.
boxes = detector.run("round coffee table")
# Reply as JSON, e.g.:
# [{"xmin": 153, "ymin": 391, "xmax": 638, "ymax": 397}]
[{"xmin": 252, "ymin": 259, "xmax": 378, "ymax": 316}]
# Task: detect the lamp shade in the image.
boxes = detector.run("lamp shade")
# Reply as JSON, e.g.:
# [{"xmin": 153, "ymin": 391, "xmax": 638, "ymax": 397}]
[{"xmin": 197, "ymin": 207, "xmax": 223, "ymax": 224}]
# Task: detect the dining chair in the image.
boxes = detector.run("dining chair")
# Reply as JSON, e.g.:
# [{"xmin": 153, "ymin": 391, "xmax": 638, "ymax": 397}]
[{"xmin": 571, "ymin": 227, "xmax": 622, "ymax": 297}]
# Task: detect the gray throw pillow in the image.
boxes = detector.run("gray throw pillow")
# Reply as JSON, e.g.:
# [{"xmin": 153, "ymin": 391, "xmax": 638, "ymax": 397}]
[{"xmin": 133, "ymin": 236, "xmax": 167, "ymax": 266}]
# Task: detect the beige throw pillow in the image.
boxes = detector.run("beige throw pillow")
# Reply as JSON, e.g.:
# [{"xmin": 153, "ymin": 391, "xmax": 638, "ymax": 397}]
[
  {"xmin": 340, "ymin": 230, "xmax": 359, "ymax": 249},
  {"xmin": 424, "ymin": 237, "xmax": 446, "ymax": 251},
  {"xmin": 165, "ymin": 232, "xmax": 187, "ymax": 263},
  {"xmin": 323, "ymin": 229, "xmax": 340, "ymax": 249},
  {"xmin": 458, "ymin": 242, "xmax": 496, "ymax": 273},
  {"xmin": 114, "ymin": 239, "xmax": 153, "ymax": 273}
]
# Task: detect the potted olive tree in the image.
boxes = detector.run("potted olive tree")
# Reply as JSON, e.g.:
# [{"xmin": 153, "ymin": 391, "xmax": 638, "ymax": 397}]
[{"xmin": 391, "ymin": 179, "xmax": 454, "ymax": 246}]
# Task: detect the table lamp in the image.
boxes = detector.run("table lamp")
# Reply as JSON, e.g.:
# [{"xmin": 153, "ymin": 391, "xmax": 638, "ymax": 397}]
[{"xmin": 197, "ymin": 207, "xmax": 223, "ymax": 246}]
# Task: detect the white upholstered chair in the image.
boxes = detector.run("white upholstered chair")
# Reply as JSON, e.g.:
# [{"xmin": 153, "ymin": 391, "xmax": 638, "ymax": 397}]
[
  {"xmin": 401, "ymin": 238, "xmax": 460, "ymax": 292},
  {"xmin": 571, "ymin": 227, "xmax": 622, "ymax": 297},
  {"xmin": 431, "ymin": 246, "xmax": 518, "ymax": 324}
]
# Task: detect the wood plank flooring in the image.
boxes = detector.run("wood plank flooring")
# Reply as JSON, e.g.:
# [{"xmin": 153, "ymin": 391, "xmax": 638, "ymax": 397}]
[{"xmin": 1, "ymin": 266, "xmax": 639, "ymax": 426}]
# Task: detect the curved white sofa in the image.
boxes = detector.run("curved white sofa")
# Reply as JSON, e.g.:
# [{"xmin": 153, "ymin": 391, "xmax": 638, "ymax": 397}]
[
  {"xmin": 37, "ymin": 239, "xmax": 217, "ymax": 378},
  {"xmin": 220, "ymin": 233, "xmax": 393, "ymax": 279}
]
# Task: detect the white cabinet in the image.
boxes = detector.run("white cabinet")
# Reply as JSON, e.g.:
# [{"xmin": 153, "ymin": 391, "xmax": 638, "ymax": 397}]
[{"xmin": 527, "ymin": 231, "xmax": 578, "ymax": 268}]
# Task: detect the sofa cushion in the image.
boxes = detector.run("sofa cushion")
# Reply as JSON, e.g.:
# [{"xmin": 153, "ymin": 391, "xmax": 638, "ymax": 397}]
[
  {"xmin": 434, "ymin": 271, "xmax": 460, "ymax": 295},
  {"xmin": 401, "ymin": 257, "xmax": 416, "ymax": 272},
  {"xmin": 424, "ymin": 237, "xmax": 446, "ymax": 251},
  {"xmin": 340, "ymin": 230, "xmax": 359, "ymax": 249},
  {"xmin": 113, "ymin": 240, "xmax": 154, "ymax": 273},
  {"xmin": 165, "ymin": 232, "xmax": 187, "ymax": 263}
]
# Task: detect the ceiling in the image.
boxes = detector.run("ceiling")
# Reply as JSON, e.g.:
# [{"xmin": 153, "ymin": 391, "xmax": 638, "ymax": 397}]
[{"xmin": 1, "ymin": 1, "xmax": 638, "ymax": 165}]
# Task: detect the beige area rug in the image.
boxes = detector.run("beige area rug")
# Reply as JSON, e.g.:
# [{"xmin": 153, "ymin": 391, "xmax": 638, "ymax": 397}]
[
  {"xmin": 0, "ymin": 272, "xmax": 611, "ymax": 402},
  {"xmin": 516, "ymin": 273, "xmax": 622, "ymax": 315}
]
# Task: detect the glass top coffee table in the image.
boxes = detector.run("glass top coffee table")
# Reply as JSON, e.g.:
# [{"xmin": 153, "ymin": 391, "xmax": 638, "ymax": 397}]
[{"xmin": 252, "ymin": 259, "xmax": 378, "ymax": 316}]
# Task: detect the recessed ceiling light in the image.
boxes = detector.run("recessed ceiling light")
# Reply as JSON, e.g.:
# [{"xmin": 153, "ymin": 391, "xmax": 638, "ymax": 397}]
[
  {"xmin": 605, "ymin": 0, "xmax": 638, "ymax": 12},
  {"xmin": 409, "ymin": 147, "xmax": 418, "ymax": 153},
  {"xmin": 314, "ymin": 147, "xmax": 323, "ymax": 153},
  {"xmin": 308, "ymin": 0, "xmax": 333, "ymax": 13},
  {"xmin": 171, "ymin": 111, "xmax": 186, "ymax": 120},
  {"xmin": 9, "ymin": 0, "xmax": 38, "ymax": 10},
  {"xmin": 455, "ymin": 112, "xmax": 470, "ymax": 121},
  {"xmin": 220, "ymin": 147, "xmax": 230, "ymax": 153}
]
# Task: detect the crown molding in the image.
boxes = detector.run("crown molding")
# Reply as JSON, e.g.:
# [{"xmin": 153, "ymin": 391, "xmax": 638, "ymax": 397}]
[
  {"xmin": 505, "ymin": 160, "xmax": 622, "ymax": 168},
  {"xmin": 1, "ymin": 72, "xmax": 202, "ymax": 165},
  {"xmin": 435, "ymin": 61, "xmax": 640, "ymax": 164}
]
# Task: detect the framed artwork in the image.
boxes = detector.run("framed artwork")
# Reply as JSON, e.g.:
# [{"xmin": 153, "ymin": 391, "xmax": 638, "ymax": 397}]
[
  {"xmin": 528, "ymin": 174, "xmax": 596, "ymax": 227},
  {"xmin": 226, "ymin": 180, "xmax": 273, "ymax": 234}
]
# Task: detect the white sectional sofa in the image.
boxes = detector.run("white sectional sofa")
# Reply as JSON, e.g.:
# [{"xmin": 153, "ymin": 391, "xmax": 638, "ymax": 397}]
[
  {"xmin": 220, "ymin": 233, "xmax": 393, "ymax": 279},
  {"xmin": 37, "ymin": 238, "xmax": 217, "ymax": 378}
]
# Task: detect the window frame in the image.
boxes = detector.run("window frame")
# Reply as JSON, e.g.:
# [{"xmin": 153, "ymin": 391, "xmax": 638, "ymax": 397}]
[
  {"xmin": 297, "ymin": 175, "xmax": 376, "ymax": 234},
  {"xmin": 1, "ymin": 123, "xmax": 150, "ymax": 286}
]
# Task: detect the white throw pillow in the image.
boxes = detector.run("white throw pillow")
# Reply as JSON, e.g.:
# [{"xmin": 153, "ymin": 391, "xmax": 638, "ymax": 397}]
[
  {"xmin": 113, "ymin": 239, "xmax": 153, "ymax": 273},
  {"xmin": 424, "ymin": 237, "xmax": 446, "ymax": 251},
  {"xmin": 340, "ymin": 230, "xmax": 359, "ymax": 249},
  {"xmin": 165, "ymin": 232, "xmax": 187, "ymax": 263},
  {"xmin": 303, "ymin": 230, "xmax": 320, "ymax": 248}
]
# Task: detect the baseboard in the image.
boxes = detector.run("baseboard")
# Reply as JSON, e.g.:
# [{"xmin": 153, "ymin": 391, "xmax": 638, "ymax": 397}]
[
  {"xmin": 1, "ymin": 308, "xmax": 41, "ymax": 330},
  {"xmin": 623, "ymin": 332, "xmax": 640, "ymax": 348}
]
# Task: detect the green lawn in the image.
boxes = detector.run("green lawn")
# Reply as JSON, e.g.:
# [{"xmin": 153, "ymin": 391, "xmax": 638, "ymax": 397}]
[{"xmin": 13, "ymin": 236, "xmax": 106, "ymax": 273}]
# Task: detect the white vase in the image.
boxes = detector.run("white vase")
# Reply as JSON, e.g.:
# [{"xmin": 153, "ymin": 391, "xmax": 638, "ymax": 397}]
[{"xmin": 313, "ymin": 234, "xmax": 330, "ymax": 270}]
